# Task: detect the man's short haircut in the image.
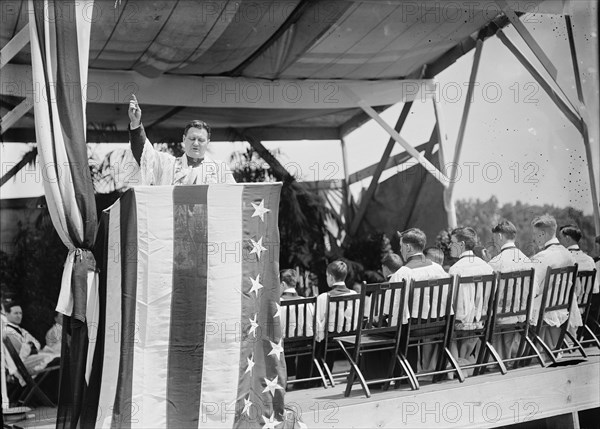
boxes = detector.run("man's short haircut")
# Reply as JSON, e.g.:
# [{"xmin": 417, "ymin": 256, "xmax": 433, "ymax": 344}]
[
  {"xmin": 492, "ymin": 219, "xmax": 517, "ymax": 240},
  {"xmin": 451, "ymin": 226, "xmax": 478, "ymax": 251},
  {"xmin": 424, "ymin": 247, "xmax": 444, "ymax": 265},
  {"xmin": 327, "ymin": 260, "xmax": 348, "ymax": 282},
  {"xmin": 559, "ymin": 224, "xmax": 582, "ymax": 243},
  {"xmin": 184, "ymin": 120, "xmax": 211, "ymax": 140},
  {"xmin": 280, "ymin": 269, "xmax": 299, "ymax": 288},
  {"xmin": 381, "ymin": 253, "xmax": 403, "ymax": 272},
  {"xmin": 531, "ymin": 214, "xmax": 557, "ymax": 235},
  {"xmin": 399, "ymin": 228, "xmax": 426, "ymax": 251},
  {"xmin": 3, "ymin": 300, "xmax": 20, "ymax": 313}
]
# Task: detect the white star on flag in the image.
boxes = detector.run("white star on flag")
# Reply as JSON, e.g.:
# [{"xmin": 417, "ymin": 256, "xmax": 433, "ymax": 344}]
[
  {"xmin": 242, "ymin": 397, "xmax": 252, "ymax": 416},
  {"xmin": 251, "ymin": 200, "xmax": 271, "ymax": 222},
  {"xmin": 273, "ymin": 303, "xmax": 281, "ymax": 319},
  {"xmin": 245, "ymin": 354, "xmax": 255, "ymax": 374},
  {"xmin": 268, "ymin": 339, "xmax": 284, "ymax": 361},
  {"xmin": 249, "ymin": 237, "xmax": 267, "ymax": 260},
  {"xmin": 262, "ymin": 376, "xmax": 284, "ymax": 396},
  {"xmin": 262, "ymin": 412, "xmax": 282, "ymax": 429},
  {"xmin": 249, "ymin": 274, "xmax": 264, "ymax": 296},
  {"xmin": 249, "ymin": 314, "xmax": 259, "ymax": 338}
]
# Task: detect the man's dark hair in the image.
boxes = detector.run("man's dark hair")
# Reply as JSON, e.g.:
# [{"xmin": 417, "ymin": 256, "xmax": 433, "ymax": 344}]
[
  {"xmin": 559, "ymin": 224, "xmax": 582, "ymax": 243},
  {"xmin": 327, "ymin": 260, "xmax": 348, "ymax": 282},
  {"xmin": 381, "ymin": 253, "xmax": 403, "ymax": 272},
  {"xmin": 451, "ymin": 226, "xmax": 478, "ymax": 251},
  {"xmin": 424, "ymin": 247, "xmax": 444, "ymax": 265},
  {"xmin": 280, "ymin": 269, "xmax": 299, "ymax": 288},
  {"xmin": 398, "ymin": 228, "xmax": 426, "ymax": 251},
  {"xmin": 492, "ymin": 219, "xmax": 517, "ymax": 240},
  {"xmin": 2, "ymin": 300, "xmax": 20, "ymax": 314},
  {"xmin": 183, "ymin": 120, "xmax": 211, "ymax": 140}
]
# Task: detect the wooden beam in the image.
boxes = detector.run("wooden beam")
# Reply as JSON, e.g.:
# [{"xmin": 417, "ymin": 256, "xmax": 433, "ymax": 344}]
[
  {"xmin": 348, "ymin": 102, "xmax": 413, "ymax": 237},
  {"xmin": 0, "ymin": 97, "xmax": 33, "ymax": 134},
  {"xmin": 338, "ymin": 105, "xmax": 391, "ymax": 138},
  {"xmin": 1, "ymin": 64, "xmax": 435, "ymax": 110},
  {"xmin": 0, "ymin": 147, "xmax": 37, "ymax": 187},
  {"xmin": 341, "ymin": 86, "xmax": 449, "ymax": 188},
  {"xmin": 0, "ymin": 126, "xmax": 341, "ymax": 143},
  {"xmin": 497, "ymin": 30, "xmax": 583, "ymax": 134},
  {"xmin": 445, "ymin": 38, "xmax": 483, "ymax": 228},
  {"xmin": 232, "ymin": 128, "xmax": 294, "ymax": 182},
  {"xmin": 496, "ymin": 0, "xmax": 558, "ymax": 79},
  {"xmin": 347, "ymin": 141, "xmax": 430, "ymax": 185},
  {"xmin": 340, "ymin": 138, "xmax": 351, "ymax": 226},
  {"xmin": 432, "ymin": 93, "xmax": 448, "ymax": 168},
  {"xmin": 0, "ymin": 23, "xmax": 29, "ymax": 69}
]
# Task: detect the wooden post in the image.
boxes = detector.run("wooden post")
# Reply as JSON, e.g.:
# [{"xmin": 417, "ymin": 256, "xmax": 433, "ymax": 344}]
[
  {"xmin": 444, "ymin": 38, "xmax": 483, "ymax": 229},
  {"xmin": 340, "ymin": 137, "xmax": 352, "ymax": 227}
]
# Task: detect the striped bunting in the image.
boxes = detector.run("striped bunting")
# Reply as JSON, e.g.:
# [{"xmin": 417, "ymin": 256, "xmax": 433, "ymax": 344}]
[{"xmin": 89, "ymin": 184, "xmax": 287, "ymax": 428}]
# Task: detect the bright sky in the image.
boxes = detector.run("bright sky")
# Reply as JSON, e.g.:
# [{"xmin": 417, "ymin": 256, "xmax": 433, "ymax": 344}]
[{"xmin": 1, "ymin": 5, "xmax": 598, "ymax": 216}]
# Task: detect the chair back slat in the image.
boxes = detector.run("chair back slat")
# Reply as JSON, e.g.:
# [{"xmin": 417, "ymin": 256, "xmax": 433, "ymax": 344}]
[
  {"xmin": 541, "ymin": 265, "xmax": 578, "ymax": 314},
  {"xmin": 494, "ymin": 269, "xmax": 535, "ymax": 320},
  {"xmin": 454, "ymin": 274, "xmax": 497, "ymax": 326},
  {"xmin": 325, "ymin": 293, "xmax": 362, "ymax": 339},
  {"xmin": 280, "ymin": 296, "xmax": 316, "ymax": 340},
  {"xmin": 357, "ymin": 281, "xmax": 407, "ymax": 339},
  {"xmin": 408, "ymin": 277, "xmax": 454, "ymax": 326},
  {"xmin": 577, "ymin": 269, "xmax": 597, "ymax": 322}
]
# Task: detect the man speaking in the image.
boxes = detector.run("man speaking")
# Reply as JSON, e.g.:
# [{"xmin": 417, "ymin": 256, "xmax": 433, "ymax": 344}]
[{"xmin": 128, "ymin": 94, "xmax": 236, "ymax": 185}]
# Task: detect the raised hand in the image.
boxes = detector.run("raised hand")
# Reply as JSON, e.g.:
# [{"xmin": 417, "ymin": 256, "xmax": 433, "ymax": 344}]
[{"xmin": 128, "ymin": 94, "xmax": 142, "ymax": 128}]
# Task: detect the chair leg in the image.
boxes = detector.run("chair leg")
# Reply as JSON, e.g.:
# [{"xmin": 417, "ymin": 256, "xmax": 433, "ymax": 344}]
[
  {"xmin": 523, "ymin": 335, "xmax": 547, "ymax": 367},
  {"xmin": 533, "ymin": 334, "xmax": 557, "ymax": 365},
  {"xmin": 484, "ymin": 342, "xmax": 508, "ymax": 375},
  {"xmin": 336, "ymin": 341, "xmax": 370, "ymax": 398},
  {"xmin": 444, "ymin": 347, "xmax": 465, "ymax": 383},
  {"xmin": 20, "ymin": 376, "xmax": 55, "ymax": 408},
  {"xmin": 582, "ymin": 325, "xmax": 600, "ymax": 349},
  {"xmin": 320, "ymin": 359, "xmax": 335, "ymax": 387},
  {"xmin": 564, "ymin": 330, "xmax": 587, "ymax": 359},
  {"xmin": 312, "ymin": 358, "xmax": 329, "ymax": 388},
  {"xmin": 396, "ymin": 354, "xmax": 419, "ymax": 390}
]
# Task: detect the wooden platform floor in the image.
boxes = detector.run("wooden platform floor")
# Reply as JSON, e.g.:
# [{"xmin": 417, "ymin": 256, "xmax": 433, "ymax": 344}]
[
  {"xmin": 286, "ymin": 354, "xmax": 600, "ymax": 428},
  {"xmin": 3, "ymin": 355, "xmax": 599, "ymax": 428}
]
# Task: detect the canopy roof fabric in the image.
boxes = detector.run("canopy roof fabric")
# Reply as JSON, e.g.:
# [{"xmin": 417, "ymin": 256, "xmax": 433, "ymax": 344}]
[{"xmin": 1, "ymin": 0, "xmax": 558, "ymax": 141}]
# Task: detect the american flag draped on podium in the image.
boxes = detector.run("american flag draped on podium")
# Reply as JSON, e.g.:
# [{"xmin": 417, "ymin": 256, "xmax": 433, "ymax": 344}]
[{"xmin": 85, "ymin": 184, "xmax": 301, "ymax": 428}]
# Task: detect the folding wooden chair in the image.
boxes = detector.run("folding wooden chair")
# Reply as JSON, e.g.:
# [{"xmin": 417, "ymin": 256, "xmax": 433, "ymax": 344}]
[
  {"xmin": 317, "ymin": 293, "xmax": 362, "ymax": 387},
  {"xmin": 487, "ymin": 269, "xmax": 545, "ymax": 369},
  {"xmin": 280, "ymin": 296, "xmax": 328, "ymax": 389},
  {"xmin": 575, "ymin": 269, "xmax": 600, "ymax": 350},
  {"xmin": 335, "ymin": 281, "xmax": 410, "ymax": 397},
  {"xmin": 451, "ymin": 273, "xmax": 506, "ymax": 376},
  {"xmin": 531, "ymin": 265, "xmax": 587, "ymax": 364},
  {"xmin": 2, "ymin": 338, "xmax": 60, "ymax": 407},
  {"xmin": 398, "ymin": 276, "xmax": 464, "ymax": 389}
]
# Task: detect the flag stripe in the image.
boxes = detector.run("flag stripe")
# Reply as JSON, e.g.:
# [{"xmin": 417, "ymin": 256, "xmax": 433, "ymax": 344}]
[
  {"xmin": 199, "ymin": 185, "xmax": 244, "ymax": 428},
  {"xmin": 112, "ymin": 190, "xmax": 138, "ymax": 429},
  {"xmin": 167, "ymin": 186, "xmax": 208, "ymax": 428},
  {"xmin": 133, "ymin": 187, "xmax": 175, "ymax": 428},
  {"xmin": 97, "ymin": 201, "xmax": 122, "ymax": 428}
]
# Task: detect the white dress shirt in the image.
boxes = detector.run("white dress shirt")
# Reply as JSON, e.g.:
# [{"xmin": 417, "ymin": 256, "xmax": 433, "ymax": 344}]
[
  {"xmin": 567, "ymin": 245, "xmax": 599, "ymax": 294},
  {"xmin": 530, "ymin": 238, "xmax": 582, "ymax": 328},
  {"xmin": 449, "ymin": 251, "xmax": 494, "ymax": 329},
  {"xmin": 315, "ymin": 283, "xmax": 358, "ymax": 341},
  {"xmin": 280, "ymin": 289, "xmax": 314, "ymax": 338}
]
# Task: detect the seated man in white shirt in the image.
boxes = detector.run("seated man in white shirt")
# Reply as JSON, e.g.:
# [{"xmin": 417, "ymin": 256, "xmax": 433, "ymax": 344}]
[
  {"xmin": 127, "ymin": 95, "xmax": 236, "ymax": 185},
  {"xmin": 530, "ymin": 214, "xmax": 582, "ymax": 349},
  {"xmin": 558, "ymin": 224, "xmax": 599, "ymax": 294},
  {"xmin": 488, "ymin": 219, "xmax": 532, "ymax": 359},
  {"xmin": 448, "ymin": 227, "xmax": 494, "ymax": 364},
  {"xmin": 2, "ymin": 302, "xmax": 56, "ymax": 375},
  {"xmin": 390, "ymin": 229, "xmax": 450, "ymax": 372}
]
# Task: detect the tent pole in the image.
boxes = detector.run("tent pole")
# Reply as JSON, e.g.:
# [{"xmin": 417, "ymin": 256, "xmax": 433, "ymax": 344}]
[
  {"xmin": 445, "ymin": 38, "xmax": 484, "ymax": 229},
  {"xmin": 340, "ymin": 137, "xmax": 352, "ymax": 229},
  {"xmin": 565, "ymin": 14, "xmax": 600, "ymax": 234}
]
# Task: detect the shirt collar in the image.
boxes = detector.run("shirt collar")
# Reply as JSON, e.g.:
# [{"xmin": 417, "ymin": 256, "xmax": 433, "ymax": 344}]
[
  {"xmin": 567, "ymin": 244, "xmax": 580, "ymax": 251},
  {"xmin": 459, "ymin": 250, "xmax": 475, "ymax": 258},
  {"xmin": 282, "ymin": 287, "xmax": 298, "ymax": 295},
  {"xmin": 543, "ymin": 237, "xmax": 560, "ymax": 249},
  {"xmin": 501, "ymin": 242, "xmax": 516, "ymax": 250}
]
